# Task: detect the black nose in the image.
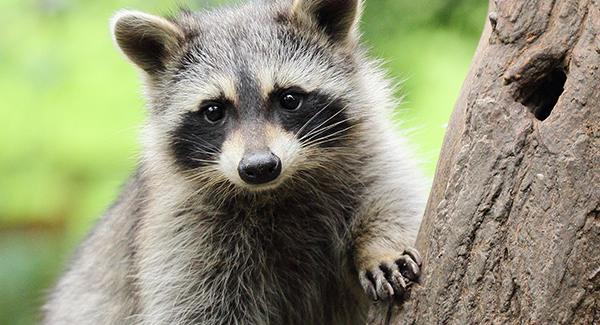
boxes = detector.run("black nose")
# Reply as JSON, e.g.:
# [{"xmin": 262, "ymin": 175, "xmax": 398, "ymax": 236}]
[{"xmin": 238, "ymin": 152, "xmax": 282, "ymax": 185}]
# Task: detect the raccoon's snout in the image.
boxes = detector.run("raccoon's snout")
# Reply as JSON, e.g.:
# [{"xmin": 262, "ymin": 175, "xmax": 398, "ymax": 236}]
[{"xmin": 238, "ymin": 152, "xmax": 282, "ymax": 185}]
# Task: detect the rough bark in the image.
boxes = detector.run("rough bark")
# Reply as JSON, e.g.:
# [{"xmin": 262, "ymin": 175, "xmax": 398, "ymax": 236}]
[{"xmin": 374, "ymin": 0, "xmax": 600, "ymax": 324}]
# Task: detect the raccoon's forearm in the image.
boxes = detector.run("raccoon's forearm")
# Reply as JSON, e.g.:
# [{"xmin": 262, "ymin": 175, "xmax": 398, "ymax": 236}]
[
  {"xmin": 351, "ymin": 198, "xmax": 420, "ymax": 267},
  {"xmin": 350, "ymin": 121, "xmax": 428, "ymax": 268},
  {"xmin": 351, "ymin": 192, "xmax": 425, "ymax": 301},
  {"xmin": 350, "ymin": 157, "xmax": 426, "ymax": 269}
]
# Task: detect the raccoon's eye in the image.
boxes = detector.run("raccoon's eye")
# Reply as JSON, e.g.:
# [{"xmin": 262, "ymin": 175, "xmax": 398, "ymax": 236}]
[
  {"xmin": 279, "ymin": 91, "xmax": 305, "ymax": 111},
  {"xmin": 202, "ymin": 103, "xmax": 226, "ymax": 124}
]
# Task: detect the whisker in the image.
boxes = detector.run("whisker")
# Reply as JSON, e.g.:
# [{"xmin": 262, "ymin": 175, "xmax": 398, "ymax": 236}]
[
  {"xmin": 299, "ymin": 116, "xmax": 354, "ymax": 145},
  {"xmin": 189, "ymin": 158, "xmax": 219, "ymax": 164},
  {"xmin": 172, "ymin": 135, "xmax": 221, "ymax": 153},
  {"xmin": 301, "ymin": 124, "xmax": 357, "ymax": 148},
  {"xmin": 294, "ymin": 96, "xmax": 339, "ymax": 139},
  {"xmin": 298, "ymin": 104, "xmax": 350, "ymax": 142}
]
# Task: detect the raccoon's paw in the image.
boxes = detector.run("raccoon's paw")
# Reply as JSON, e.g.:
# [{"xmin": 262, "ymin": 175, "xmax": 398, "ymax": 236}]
[{"xmin": 358, "ymin": 247, "xmax": 422, "ymax": 301}]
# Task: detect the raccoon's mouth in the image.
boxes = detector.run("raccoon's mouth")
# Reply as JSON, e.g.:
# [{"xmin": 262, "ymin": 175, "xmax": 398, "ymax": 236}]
[{"xmin": 241, "ymin": 178, "xmax": 286, "ymax": 192}]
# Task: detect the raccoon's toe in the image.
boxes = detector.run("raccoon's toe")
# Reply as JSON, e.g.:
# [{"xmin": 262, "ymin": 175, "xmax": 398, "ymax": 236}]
[
  {"xmin": 359, "ymin": 267, "xmax": 393, "ymax": 301},
  {"xmin": 358, "ymin": 248, "xmax": 422, "ymax": 301},
  {"xmin": 396, "ymin": 247, "xmax": 422, "ymax": 282}
]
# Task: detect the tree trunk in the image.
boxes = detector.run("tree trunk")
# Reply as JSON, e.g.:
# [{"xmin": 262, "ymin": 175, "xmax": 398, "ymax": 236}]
[{"xmin": 374, "ymin": 0, "xmax": 600, "ymax": 323}]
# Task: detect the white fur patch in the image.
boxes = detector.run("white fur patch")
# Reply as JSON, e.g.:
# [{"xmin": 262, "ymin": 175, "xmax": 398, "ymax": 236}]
[
  {"xmin": 217, "ymin": 125, "xmax": 303, "ymax": 191},
  {"xmin": 265, "ymin": 124, "xmax": 302, "ymax": 182},
  {"xmin": 218, "ymin": 131, "xmax": 246, "ymax": 186},
  {"xmin": 185, "ymin": 73, "xmax": 238, "ymax": 112},
  {"xmin": 256, "ymin": 63, "xmax": 352, "ymax": 98}
]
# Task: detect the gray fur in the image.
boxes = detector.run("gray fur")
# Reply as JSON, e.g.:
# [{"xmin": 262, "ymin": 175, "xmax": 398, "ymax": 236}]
[{"xmin": 43, "ymin": 0, "xmax": 428, "ymax": 324}]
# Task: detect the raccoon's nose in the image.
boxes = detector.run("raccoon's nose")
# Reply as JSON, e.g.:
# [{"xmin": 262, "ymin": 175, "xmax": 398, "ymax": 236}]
[{"xmin": 238, "ymin": 152, "xmax": 282, "ymax": 185}]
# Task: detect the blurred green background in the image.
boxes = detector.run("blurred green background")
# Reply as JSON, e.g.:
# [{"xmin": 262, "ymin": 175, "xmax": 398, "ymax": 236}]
[{"xmin": 0, "ymin": 0, "xmax": 487, "ymax": 323}]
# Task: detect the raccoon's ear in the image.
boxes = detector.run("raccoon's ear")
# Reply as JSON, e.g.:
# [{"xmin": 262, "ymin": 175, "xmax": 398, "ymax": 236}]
[
  {"xmin": 111, "ymin": 10, "xmax": 184, "ymax": 74},
  {"xmin": 291, "ymin": 0, "xmax": 362, "ymax": 43}
]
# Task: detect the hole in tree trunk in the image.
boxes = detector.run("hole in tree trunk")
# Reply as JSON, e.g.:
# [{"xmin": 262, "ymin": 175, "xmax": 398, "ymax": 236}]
[{"xmin": 516, "ymin": 68, "xmax": 566, "ymax": 121}]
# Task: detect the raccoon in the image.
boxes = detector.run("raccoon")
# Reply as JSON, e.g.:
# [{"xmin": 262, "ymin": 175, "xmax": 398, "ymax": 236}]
[{"xmin": 43, "ymin": 0, "xmax": 428, "ymax": 324}]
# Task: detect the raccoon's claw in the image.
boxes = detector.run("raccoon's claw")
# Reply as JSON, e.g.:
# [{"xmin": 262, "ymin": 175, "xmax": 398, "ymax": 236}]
[
  {"xmin": 358, "ymin": 248, "xmax": 422, "ymax": 301},
  {"xmin": 403, "ymin": 247, "xmax": 422, "ymax": 267}
]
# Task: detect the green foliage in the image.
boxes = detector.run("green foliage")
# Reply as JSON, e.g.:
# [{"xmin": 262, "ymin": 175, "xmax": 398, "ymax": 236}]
[{"xmin": 0, "ymin": 0, "xmax": 486, "ymax": 323}]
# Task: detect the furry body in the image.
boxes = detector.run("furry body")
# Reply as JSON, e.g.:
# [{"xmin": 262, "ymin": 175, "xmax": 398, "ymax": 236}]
[{"xmin": 43, "ymin": 1, "xmax": 428, "ymax": 324}]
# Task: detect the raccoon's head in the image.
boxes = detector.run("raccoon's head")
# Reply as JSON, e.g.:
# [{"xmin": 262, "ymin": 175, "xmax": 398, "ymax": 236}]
[{"xmin": 111, "ymin": 0, "xmax": 393, "ymax": 194}]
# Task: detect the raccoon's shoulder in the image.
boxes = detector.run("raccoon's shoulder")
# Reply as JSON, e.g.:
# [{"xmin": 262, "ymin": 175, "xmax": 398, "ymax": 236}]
[
  {"xmin": 44, "ymin": 170, "xmax": 148, "ymax": 323},
  {"xmin": 73, "ymin": 169, "xmax": 147, "ymax": 261}
]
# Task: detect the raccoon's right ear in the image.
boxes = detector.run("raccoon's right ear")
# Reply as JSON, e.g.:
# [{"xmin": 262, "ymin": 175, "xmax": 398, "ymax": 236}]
[
  {"xmin": 291, "ymin": 0, "xmax": 362, "ymax": 44},
  {"xmin": 111, "ymin": 10, "xmax": 184, "ymax": 74}
]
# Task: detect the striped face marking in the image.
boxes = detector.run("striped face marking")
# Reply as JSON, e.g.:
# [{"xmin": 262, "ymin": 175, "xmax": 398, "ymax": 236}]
[{"xmin": 168, "ymin": 67, "xmax": 354, "ymax": 191}]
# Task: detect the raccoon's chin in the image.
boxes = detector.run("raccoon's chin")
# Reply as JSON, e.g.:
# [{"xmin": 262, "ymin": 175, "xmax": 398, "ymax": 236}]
[{"xmin": 235, "ymin": 177, "xmax": 287, "ymax": 192}]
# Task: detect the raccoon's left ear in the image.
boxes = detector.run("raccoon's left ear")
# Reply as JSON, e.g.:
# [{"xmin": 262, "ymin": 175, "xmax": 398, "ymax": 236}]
[
  {"xmin": 111, "ymin": 10, "xmax": 185, "ymax": 74},
  {"xmin": 291, "ymin": 0, "xmax": 362, "ymax": 44}
]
